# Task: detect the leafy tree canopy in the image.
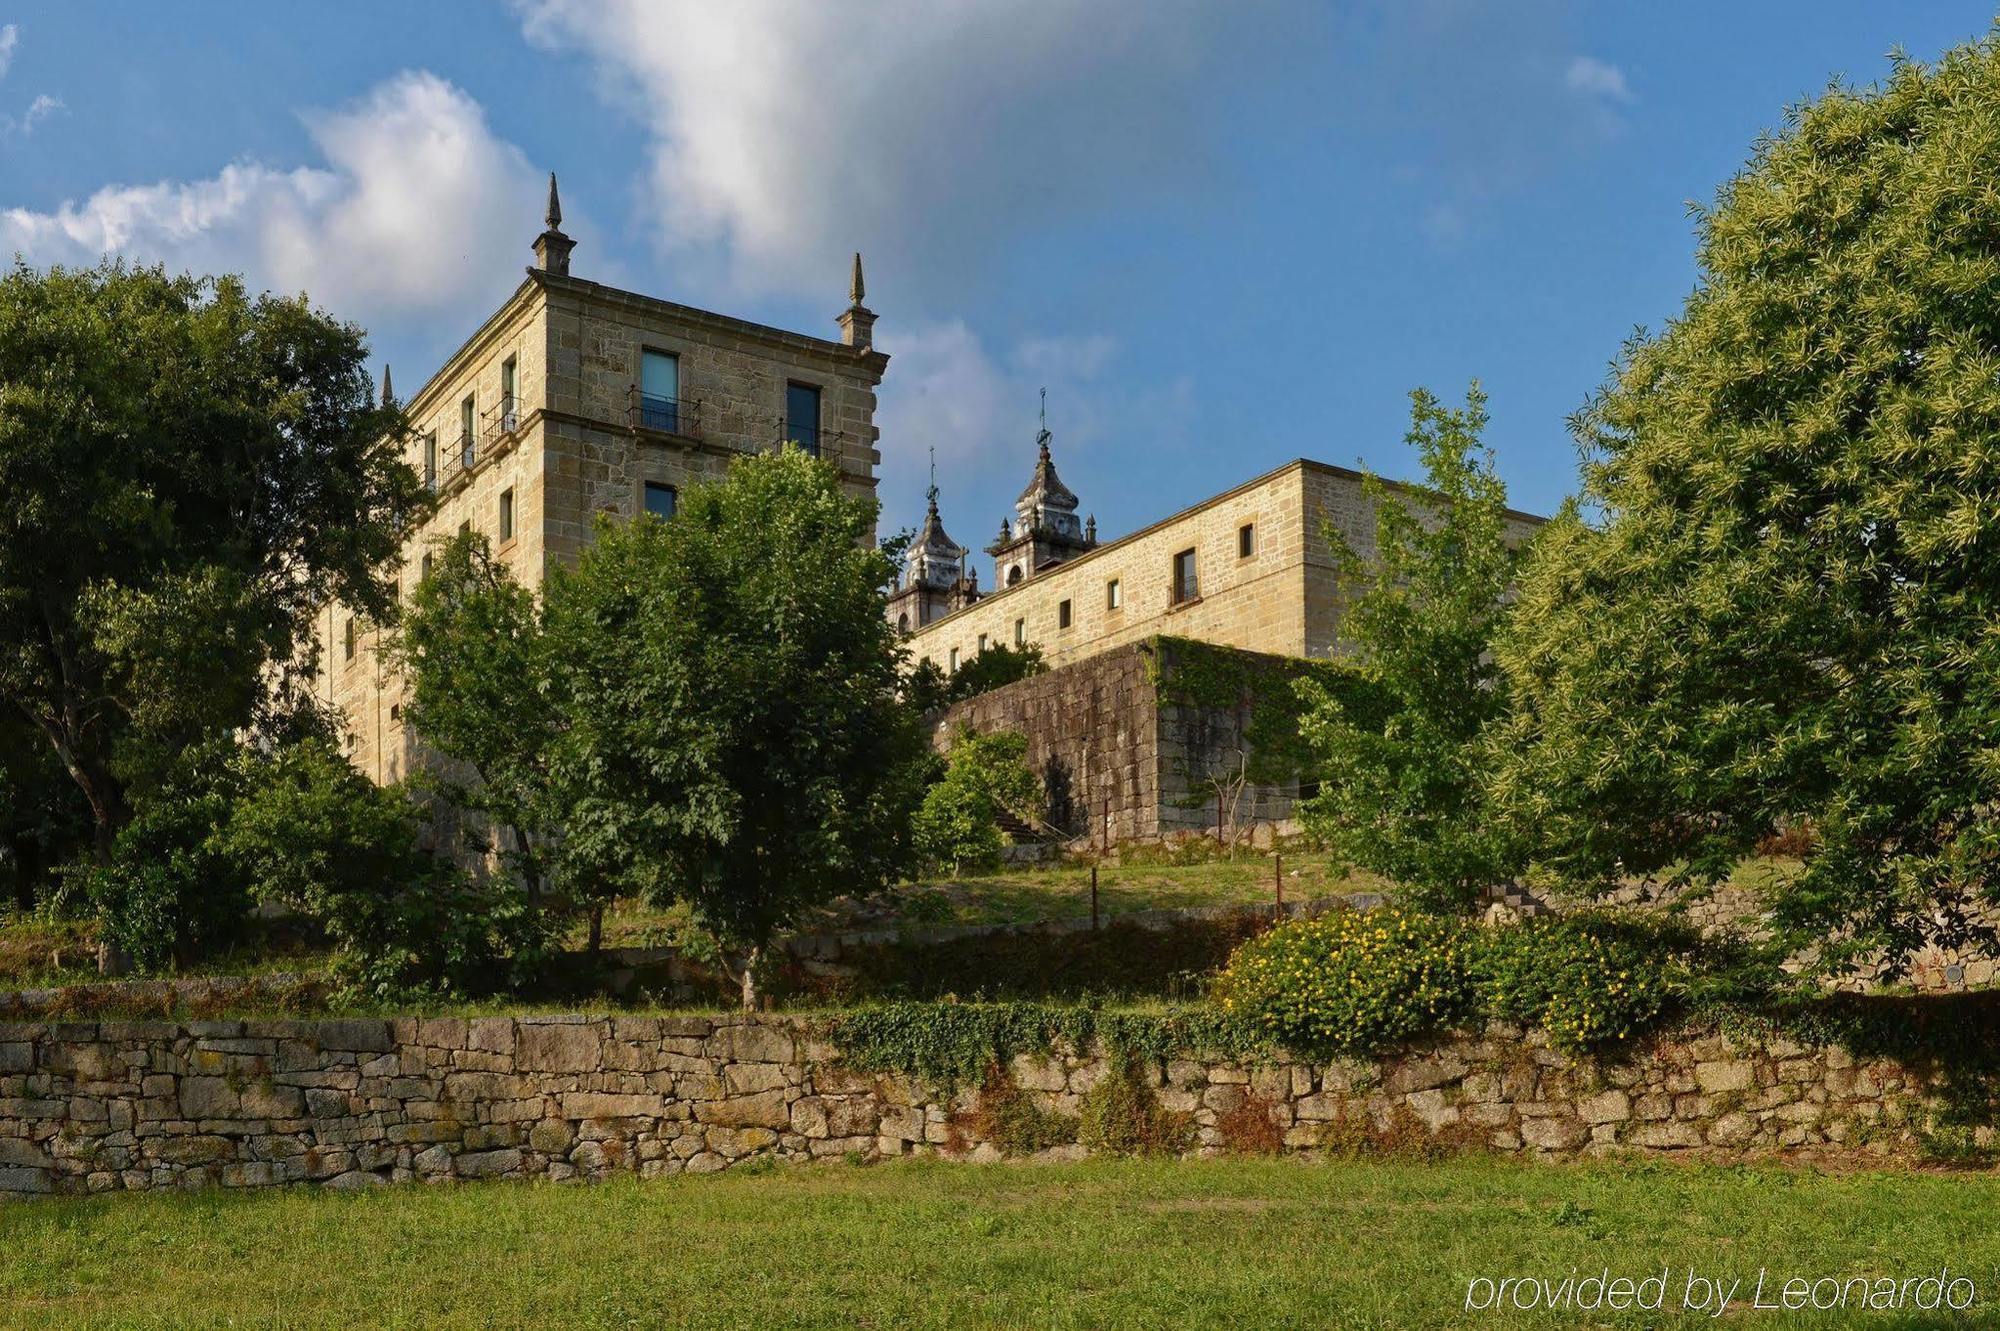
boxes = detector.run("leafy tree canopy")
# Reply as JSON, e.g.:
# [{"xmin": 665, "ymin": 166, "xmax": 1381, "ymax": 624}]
[
  {"xmin": 1297, "ymin": 384, "xmax": 1523, "ymax": 911},
  {"xmin": 0, "ymin": 262, "xmax": 425, "ymax": 856},
  {"xmin": 1492, "ymin": 36, "xmax": 2000, "ymax": 973}
]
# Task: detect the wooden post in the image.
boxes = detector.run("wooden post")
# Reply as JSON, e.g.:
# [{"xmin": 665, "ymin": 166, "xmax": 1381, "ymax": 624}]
[
  {"xmin": 1275, "ymin": 852, "xmax": 1284, "ymax": 916},
  {"xmin": 1090, "ymin": 864, "xmax": 1100, "ymax": 932}
]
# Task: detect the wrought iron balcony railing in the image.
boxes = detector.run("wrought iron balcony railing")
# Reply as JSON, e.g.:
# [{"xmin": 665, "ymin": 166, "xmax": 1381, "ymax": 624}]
[
  {"xmin": 481, "ymin": 399, "xmax": 522, "ymax": 449},
  {"xmin": 631, "ymin": 388, "xmax": 698, "ymax": 438}
]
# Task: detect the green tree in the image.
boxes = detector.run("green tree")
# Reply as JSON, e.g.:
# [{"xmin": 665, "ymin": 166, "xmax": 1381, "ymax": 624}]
[
  {"xmin": 1493, "ymin": 36, "xmax": 2000, "ymax": 975},
  {"xmin": 546, "ymin": 451, "xmax": 927, "ymax": 1004},
  {"xmin": 913, "ymin": 728, "xmax": 1046, "ymax": 874},
  {"xmin": 904, "ymin": 643, "xmax": 1047, "ymax": 714},
  {"xmin": 1296, "ymin": 384, "xmax": 1523, "ymax": 912},
  {"xmin": 0, "ymin": 262, "xmax": 425, "ymax": 859},
  {"xmin": 393, "ymin": 531, "xmax": 572, "ymax": 918},
  {"xmin": 0, "ymin": 715, "xmax": 89, "ymax": 912}
]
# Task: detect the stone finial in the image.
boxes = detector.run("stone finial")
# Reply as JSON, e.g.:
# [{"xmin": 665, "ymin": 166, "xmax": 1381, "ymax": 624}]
[
  {"xmin": 380, "ymin": 363, "xmax": 394, "ymax": 408},
  {"xmin": 837, "ymin": 249, "xmax": 876, "ymax": 349},
  {"xmin": 534, "ymin": 172, "xmax": 576, "ymax": 277},
  {"xmin": 1085, "ymin": 514, "xmax": 1097, "ymax": 545}
]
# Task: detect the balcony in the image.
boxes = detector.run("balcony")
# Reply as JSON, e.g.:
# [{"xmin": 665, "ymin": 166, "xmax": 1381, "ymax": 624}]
[
  {"xmin": 439, "ymin": 429, "xmax": 476, "ymax": 489},
  {"xmin": 481, "ymin": 399, "xmax": 522, "ymax": 450},
  {"xmin": 631, "ymin": 388, "xmax": 699, "ymax": 438},
  {"xmin": 782, "ymin": 420, "xmax": 820, "ymax": 458}
]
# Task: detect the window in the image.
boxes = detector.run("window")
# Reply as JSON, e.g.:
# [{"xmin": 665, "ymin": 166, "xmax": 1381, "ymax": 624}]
[
  {"xmin": 1006, "ymin": 565, "xmax": 1023, "ymax": 586},
  {"xmin": 644, "ymin": 481, "xmax": 677, "ymax": 520},
  {"xmin": 500, "ymin": 357, "xmax": 518, "ymax": 429},
  {"xmin": 977, "ymin": 633, "xmax": 989, "ymax": 654},
  {"xmin": 785, "ymin": 382, "xmax": 821, "ymax": 457},
  {"xmin": 1238, "ymin": 522, "xmax": 1256, "ymax": 558},
  {"xmin": 897, "ymin": 612, "xmax": 910, "ymax": 635},
  {"xmin": 499, "ymin": 488, "xmax": 515, "ymax": 542},
  {"xmin": 459, "ymin": 395, "xmax": 475, "ymax": 468},
  {"xmin": 421, "ymin": 553, "xmax": 435, "ymax": 581},
  {"xmin": 949, "ymin": 647, "xmax": 960, "ymax": 672},
  {"xmin": 640, "ymin": 350, "xmax": 680, "ymax": 432},
  {"xmin": 423, "ymin": 432, "xmax": 438, "ymax": 493},
  {"xmin": 1106, "ymin": 578, "xmax": 1122, "ymax": 611},
  {"xmin": 1013, "ymin": 618, "xmax": 1025, "ymax": 646},
  {"xmin": 1172, "ymin": 548, "xmax": 1198, "ymax": 604},
  {"xmin": 459, "ymin": 520, "xmax": 472, "ymax": 541},
  {"xmin": 343, "ymin": 617, "xmax": 356, "ymax": 662},
  {"xmin": 1058, "ymin": 599, "xmax": 1073, "ymax": 630}
]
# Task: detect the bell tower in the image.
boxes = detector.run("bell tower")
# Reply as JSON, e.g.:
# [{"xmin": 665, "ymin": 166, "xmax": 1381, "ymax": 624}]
[{"xmin": 986, "ymin": 389, "xmax": 1095, "ymax": 589}]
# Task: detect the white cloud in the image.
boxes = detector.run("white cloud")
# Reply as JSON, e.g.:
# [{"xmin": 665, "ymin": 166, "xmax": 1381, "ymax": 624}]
[
  {"xmin": 512, "ymin": 0, "xmax": 1273, "ymax": 294},
  {"xmin": 1565, "ymin": 55, "xmax": 1632, "ymax": 103},
  {"xmin": 0, "ymin": 71, "xmax": 546, "ymax": 327},
  {"xmin": 1, "ymin": 92, "xmax": 61, "ymax": 140},
  {"xmin": 0, "ymin": 25, "xmax": 17, "ymax": 82}
]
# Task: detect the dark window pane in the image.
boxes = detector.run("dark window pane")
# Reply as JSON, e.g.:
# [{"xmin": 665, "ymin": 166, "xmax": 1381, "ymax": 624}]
[
  {"xmin": 786, "ymin": 382, "xmax": 821, "ymax": 457},
  {"xmin": 644, "ymin": 481, "xmax": 677, "ymax": 519}
]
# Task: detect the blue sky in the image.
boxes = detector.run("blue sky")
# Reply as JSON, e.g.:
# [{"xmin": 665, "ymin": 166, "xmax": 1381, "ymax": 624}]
[{"xmin": 1, "ymin": 2, "xmax": 1995, "ymax": 542}]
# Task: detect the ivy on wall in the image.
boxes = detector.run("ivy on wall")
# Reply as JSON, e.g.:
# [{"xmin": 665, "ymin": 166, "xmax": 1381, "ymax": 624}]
[
  {"xmin": 1144, "ymin": 635, "xmax": 1378, "ymax": 794},
  {"xmin": 826, "ymin": 1000, "xmax": 1266, "ymax": 1087}
]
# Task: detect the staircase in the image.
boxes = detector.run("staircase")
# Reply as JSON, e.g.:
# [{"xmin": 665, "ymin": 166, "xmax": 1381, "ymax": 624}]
[{"xmin": 1479, "ymin": 882, "xmax": 1552, "ymax": 922}]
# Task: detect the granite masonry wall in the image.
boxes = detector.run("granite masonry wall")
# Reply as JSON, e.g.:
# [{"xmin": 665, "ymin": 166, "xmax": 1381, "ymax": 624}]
[
  {"xmin": 0, "ymin": 1014, "xmax": 1950, "ymax": 1199},
  {"xmin": 934, "ymin": 638, "xmax": 1304, "ymax": 845}
]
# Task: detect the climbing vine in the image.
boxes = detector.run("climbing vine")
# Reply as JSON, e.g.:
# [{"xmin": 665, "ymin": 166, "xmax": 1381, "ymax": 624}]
[{"xmin": 826, "ymin": 1000, "xmax": 1266, "ymax": 1087}]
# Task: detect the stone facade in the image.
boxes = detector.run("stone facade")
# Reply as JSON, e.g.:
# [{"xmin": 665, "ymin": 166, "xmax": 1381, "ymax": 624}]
[
  {"xmin": 313, "ymin": 194, "xmax": 889, "ymax": 784},
  {"xmin": 903, "ymin": 458, "xmax": 1542, "ymax": 677},
  {"xmin": 934, "ymin": 638, "xmax": 1308, "ymax": 844},
  {"xmin": 0, "ymin": 1014, "xmax": 1948, "ymax": 1198}
]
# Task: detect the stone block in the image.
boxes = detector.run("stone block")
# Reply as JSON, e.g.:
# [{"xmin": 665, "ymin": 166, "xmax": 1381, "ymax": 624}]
[
  {"xmin": 0, "ymin": 1166, "xmax": 53, "ymax": 1193},
  {"xmin": 454, "ymin": 1148, "xmax": 523, "ymax": 1179},
  {"xmin": 1519, "ymin": 1115, "xmax": 1588, "ymax": 1151},
  {"xmin": 560, "ymin": 1092, "xmax": 662, "ymax": 1120},
  {"xmin": 518, "ymin": 1024, "xmax": 602, "ymax": 1074},
  {"xmin": 1578, "ymin": 1090, "xmax": 1631, "ymax": 1125},
  {"xmin": 1694, "ymin": 1061, "xmax": 1755, "ymax": 1094},
  {"xmin": 315, "ymin": 1020, "xmax": 394, "ymax": 1053}
]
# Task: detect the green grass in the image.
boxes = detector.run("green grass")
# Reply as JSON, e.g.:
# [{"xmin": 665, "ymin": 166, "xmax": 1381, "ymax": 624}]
[
  {"xmin": 1, "ymin": 1157, "xmax": 1995, "ymax": 1328},
  {"xmin": 594, "ymin": 848, "xmax": 1377, "ymax": 950}
]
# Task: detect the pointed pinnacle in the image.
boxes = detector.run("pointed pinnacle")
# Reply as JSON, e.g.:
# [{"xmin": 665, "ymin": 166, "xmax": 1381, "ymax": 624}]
[
  {"xmin": 546, "ymin": 172, "xmax": 563, "ymax": 230},
  {"xmin": 380, "ymin": 363, "xmax": 393, "ymax": 408},
  {"xmin": 850, "ymin": 251, "xmax": 865, "ymax": 306}
]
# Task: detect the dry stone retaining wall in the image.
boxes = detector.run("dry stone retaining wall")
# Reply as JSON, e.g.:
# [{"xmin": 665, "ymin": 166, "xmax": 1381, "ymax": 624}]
[{"xmin": 0, "ymin": 1015, "xmax": 1951, "ymax": 1198}]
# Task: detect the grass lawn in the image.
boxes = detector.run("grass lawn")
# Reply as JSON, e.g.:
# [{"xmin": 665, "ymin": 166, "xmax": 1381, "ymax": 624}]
[
  {"xmin": 595, "ymin": 848, "xmax": 1381, "ymax": 950},
  {"xmin": 1, "ymin": 1156, "xmax": 1995, "ymax": 1329}
]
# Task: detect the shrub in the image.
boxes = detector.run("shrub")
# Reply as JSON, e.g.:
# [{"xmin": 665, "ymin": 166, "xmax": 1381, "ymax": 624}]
[
  {"xmin": 961, "ymin": 1063, "xmax": 1078, "ymax": 1154},
  {"xmin": 73, "ymin": 742, "xmax": 253, "ymax": 973},
  {"xmin": 1213, "ymin": 908, "xmax": 1474, "ymax": 1057},
  {"xmin": 1469, "ymin": 916, "xmax": 1665, "ymax": 1053},
  {"xmin": 912, "ymin": 729, "xmax": 1044, "ymax": 874},
  {"xmin": 1213, "ymin": 1091, "xmax": 1286, "ymax": 1156},
  {"xmin": 1077, "ymin": 1058, "xmax": 1196, "ymax": 1157},
  {"xmin": 222, "ymin": 739, "xmax": 554, "ymax": 998}
]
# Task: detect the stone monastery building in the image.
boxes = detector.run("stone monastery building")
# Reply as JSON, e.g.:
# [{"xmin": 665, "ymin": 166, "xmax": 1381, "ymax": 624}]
[
  {"xmin": 315, "ymin": 178, "xmax": 888, "ymax": 783},
  {"xmin": 316, "ymin": 179, "xmax": 1539, "ymax": 843}
]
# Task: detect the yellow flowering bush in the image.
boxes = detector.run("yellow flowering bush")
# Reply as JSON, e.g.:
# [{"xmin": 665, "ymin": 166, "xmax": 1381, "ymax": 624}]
[
  {"xmin": 1213, "ymin": 908, "xmax": 1473, "ymax": 1056},
  {"xmin": 1470, "ymin": 916, "xmax": 1665, "ymax": 1054}
]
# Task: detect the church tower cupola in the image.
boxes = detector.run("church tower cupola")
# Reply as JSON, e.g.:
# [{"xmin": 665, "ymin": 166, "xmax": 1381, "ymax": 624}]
[
  {"xmin": 533, "ymin": 173, "xmax": 576, "ymax": 276},
  {"xmin": 886, "ymin": 447, "xmax": 983, "ymax": 634},
  {"xmin": 986, "ymin": 389, "xmax": 1092, "ymax": 587}
]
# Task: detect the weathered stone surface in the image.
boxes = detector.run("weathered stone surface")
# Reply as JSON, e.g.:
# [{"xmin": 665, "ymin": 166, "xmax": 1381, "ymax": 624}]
[
  {"xmin": 1694, "ymin": 1061, "xmax": 1756, "ymax": 1094},
  {"xmin": 1578, "ymin": 1090, "xmax": 1631, "ymax": 1125},
  {"xmin": 0, "ymin": 1014, "xmax": 1950, "ymax": 1200},
  {"xmin": 517, "ymin": 1024, "xmax": 602, "ymax": 1073},
  {"xmin": 455, "ymin": 1149, "xmax": 523, "ymax": 1179}
]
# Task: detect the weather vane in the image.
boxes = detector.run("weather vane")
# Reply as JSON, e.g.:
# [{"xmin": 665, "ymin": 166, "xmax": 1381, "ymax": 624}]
[{"xmin": 927, "ymin": 444, "xmax": 938, "ymax": 507}]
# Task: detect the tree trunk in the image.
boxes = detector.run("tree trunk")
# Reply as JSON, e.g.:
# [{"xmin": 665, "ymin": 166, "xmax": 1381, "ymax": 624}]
[
  {"xmin": 739, "ymin": 944, "xmax": 762, "ymax": 1012},
  {"xmin": 587, "ymin": 902, "xmax": 604, "ymax": 957}
]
